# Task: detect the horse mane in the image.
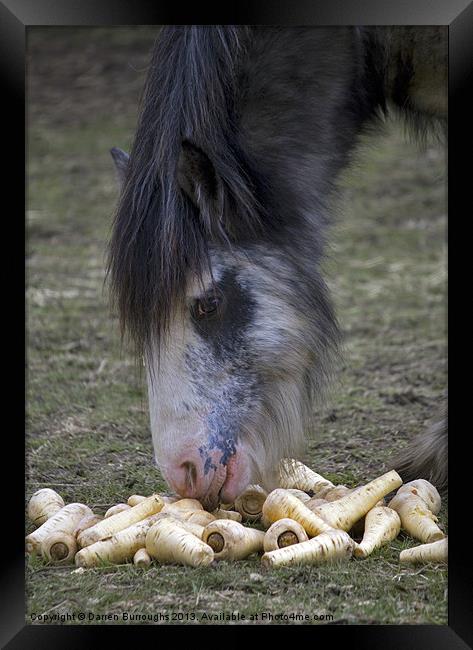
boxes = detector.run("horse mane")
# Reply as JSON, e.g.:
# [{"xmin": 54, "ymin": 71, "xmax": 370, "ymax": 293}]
[
  {"xmin": 107, "ymin": 26, "xmax": 446, "ymax": 362},
  {"xmin": 107, "ymin": 26, "xmax": 266, "ymax": 358}
]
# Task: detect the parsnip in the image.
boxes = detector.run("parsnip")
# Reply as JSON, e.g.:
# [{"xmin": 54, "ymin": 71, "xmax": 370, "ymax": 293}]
[
  {"xmin": 400, "ymin": 538, "xmax": 448, "ymax": 564},
  {"xmin": 105, "ymin": 504, "xmax": 131, "ymax": 518},
  {"xmin": 42, "ymin": 531, "xmax": 78, "ymax": 564},
  {"xmin": 158, "ymin": 500, "xmax": 210, "ymax": 526},
  {"xmin": 27, "ymin": 488, "xmax": 65, "ymax": 527},
  {"xmin": 388, "ymin": 491, "xmax": 445, "ymax": 543},
  {"xmin": 127, "ymin": 495, "xmax": 147, "ymax": 506},
  {"xmin": 284, "ymin": 489, "xmax": 311, "ymax": 502},
  {"xmin": 279, "ymin": 458, "xmax": 335, "ymax": 494},
  {"xmin": 75, "ymin": 514, "xmax": 161, "ymax": 567},
  {"xmin": 153, "ymin": 512, "xmax": 205, "ymax": 538},
  {"xmin": 181, "ymin": 511, "xmax": 216, "ymax": 526},
  {"xmin": 307, "ymin": 490, "xmax": 376, "ymax": 538},
  {"xmin": 262, "ymin": 529, "xmax": 354, "ymax": 568},
  {"xmin": 353, "ymin": 506, "xmax": 401, "ymax": 558},
  {"xmin": 146, "ymin": 518, "xmax": 214, "ymax": 567},
  {"xmin": 202, "ymin": 520, "xmax": 265, "ymax": 560},
  {"xmin": 212, "ymin": 509, "xmax": 243, "ymax": 522},
  {"xmin": 234, "ymin": 485, "xmax": 268, "ymax": 522},
  {"xmin": 397, "ymin": 479, "xmax": 441, "ymax": 515},
  {"xmin": 260, "ymin": 515, "xmax": 272, "ymax": 530},
  {"xmin": 349, "ymin": 497, "xmax": 387, "ymax": 540},
  {"xmin": 317, "ymin": 485, "xmax": 352, "ymax": 501},
  {"xmin": 262, "ymin": 489, "xmax": 333, "ymax": 537},
  {"xmin": 312, "ymin": 470, "xmax": 403, "ymax": 531},
  {"xmin": 26, "ymin": 503, "xmax": 93, "ymax": 555},
  {"xmin": 317, "ymin": 485, "xmax": 385, "ymax": 506},
  {"xmin": 133, "ymin": 548, "xmax": 152, "ymax": 567},
  {"xmin": 161, "ymin": 498, "xmax": 203, "ymax": 515},
  {"xmin": 73, "ymin": 514, "xmax": 103, "ymax": 539},
  {"xmin": 263, "ymin": 518, "xmax": 309, "ymax": 552},
  {"xmin": 128, "ymin": 494, "xmax": 178, "ymax": 506},
  {"xmin": 307, "ymin": 489, "xmax": 384, "ymax": 538},
  {"xmin": 78, "ymin": 494, "xmax": 164, "ymax": 547},
  {"xmin": 305, "ymin": 497, "xmax": 329, "ymax": 512}
]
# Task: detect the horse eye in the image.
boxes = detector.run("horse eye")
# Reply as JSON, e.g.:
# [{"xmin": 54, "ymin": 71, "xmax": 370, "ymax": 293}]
[{"xmin": 193, "ymin": 295, "xmax": 220, "ymax": 320}]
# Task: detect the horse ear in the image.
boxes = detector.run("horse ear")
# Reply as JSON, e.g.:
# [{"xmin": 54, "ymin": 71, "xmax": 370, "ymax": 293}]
[
  {"xmin": 177, "ymin": 141, "xmax": 223, "ymax": 220},
  {"xmin": 110, "ymin": 147, "xmax": 130, "ymax": 187}
]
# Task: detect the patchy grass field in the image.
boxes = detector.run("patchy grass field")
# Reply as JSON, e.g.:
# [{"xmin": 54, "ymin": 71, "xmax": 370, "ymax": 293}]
[{"xmin": 26, "ymin": 27, "xmax": 447, "ymax": 625}]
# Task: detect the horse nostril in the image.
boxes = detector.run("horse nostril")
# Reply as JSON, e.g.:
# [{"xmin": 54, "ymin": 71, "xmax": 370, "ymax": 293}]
[{"xmin": 181, "ymin": 461, "xmax": 197, "ymax": 493}]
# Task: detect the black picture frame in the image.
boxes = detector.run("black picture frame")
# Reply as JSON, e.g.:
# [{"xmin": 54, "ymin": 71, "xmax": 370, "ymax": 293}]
[{"xmin": 3, "ymin": 0, "xmax": 471, "ymax": 646}]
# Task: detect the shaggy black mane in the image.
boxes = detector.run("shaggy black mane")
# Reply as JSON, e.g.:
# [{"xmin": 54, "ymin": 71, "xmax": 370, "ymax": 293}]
[
  {"xmin": 107, "ymin": 26, "xmax": 445, "ymax": 360},
  {"xmin": 107, "ymin": 26, "xmax": 269, "ymax": 358}
]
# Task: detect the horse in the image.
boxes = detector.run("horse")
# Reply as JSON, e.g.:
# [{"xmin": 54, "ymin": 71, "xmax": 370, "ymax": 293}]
[{"xmin": 107, "ymin": 26, "xmax": 447, "ymax": 510}]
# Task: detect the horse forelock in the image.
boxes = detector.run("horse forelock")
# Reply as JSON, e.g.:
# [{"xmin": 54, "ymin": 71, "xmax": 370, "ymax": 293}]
[{"xmin": 106, "ymin": 26, "xmax": 269, "ymax": 358}]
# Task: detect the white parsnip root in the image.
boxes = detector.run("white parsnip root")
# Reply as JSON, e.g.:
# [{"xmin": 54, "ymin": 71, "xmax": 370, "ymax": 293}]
[
  {"xmin": 212, "ymin": 509, "xmax": 243, "ymax": 522},
  {"xmin": 161, "ymin": 498, "xmax": 203, "ymax": 515},
  {"xmin": 203, "ymin": 520, "xmax": 265, "ymax": 560},
  {"xmin": 388, "ymin": 482, "xmax": 444, "ymax": 544},
  {"xmin": 262, "ymin": 489, "xmax": 334, "ymax": 537},
  {"xmin": 42, "ymin": 531, "xmax": 78, "ymax": 564},
  {"xmin": 182, "ymin": 511, "xmax": 216, "ymax": 526},
  {"xmin": 397, "ymin": 479, "xmax": 441, "ymax": 514},
  {"xmin": 105, "ymin": 503, "xmax": 131, "ymax": 518},
  {"xmin": 128, "ymin": 494, "xmax": 178, "ymax": 507},
  {"xmin": 25, "ymin": 463, "xmax": 447, "ymax": 574},
  {"xmin": 263, "ymin": 518, "xmax": 309, "ymax": 552},
  {"xmin": 262, "ymin": 529, "xmax": 354, "ymax": 568},
  {"xmin": 127, "ymin": 495, "xmax": 147, "ymax": 506},
  {"xmin": 133, "ymin": 548, "xmax": 152, "ymax": 567},
  {"xmin": 73, "ymin": 514, "xmax": 104, "ymax": 539},
  {"xmin": 27, "ymin": 488, "xmax": 65, "ymax": 527},
  {"xmin": 312, "ymin": 470, "xmax": 403, "ymax": 532},
  {"xmin": 306, "ymin": 486, "xmax": 384, "ymax": 539},
  {"xmin": 78, "ymin": 494, "xmax": 164, "ymax": 547},
  {"xmin": 279, "ymin": 458, "xmax": 335, "ymax": 495},
  {"xmin": 234, "ymin": 485, "xmax": 268, "ymax": 522},
  {"xmin": 400, "ymin": 538, "xmax": 448, "ymax": 564},
  {"xmin": 146, "ymin": 518, "xmax": 214, "ymax": 567},
  {"xmin": 153, "ymin": 513, "xmax": 204, "ymax": 538},
  {"xmin": 160, "ymin": 499, "xmax": 213, "ymax": 526},
  {"xmin": 353, "ymin": 506, "xmax": 401, "ymax": 558},
  {"xmin": 75, "ymin": 514, "xmax": 161, "ymax": 567},
  {"xmin": 284, "ymin": 489, "xmax": 311, "ymax": 502},
  {"xmin": 305, "ymin": 497, "xmax": 329, "ymax": 512},
  {"xmin": 317, "ymin": 485, "xmax": 353, "ymax": 501},
  {"xmin": 26, "ymin": 503, "xmax": 93, "ymax": 556}
]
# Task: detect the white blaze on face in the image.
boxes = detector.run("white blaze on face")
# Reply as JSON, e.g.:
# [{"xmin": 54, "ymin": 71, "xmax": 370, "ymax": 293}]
[
  {"xmin": 146, "ymin": 316, "xmax": 198, "ymax": 472},
  {"xmin": 146, "ymin": 267, "xmax": 219, "ymax": 479},
  {"xmin": 145, "ymin": 262, "xmax": 256, "ymax": 507}
]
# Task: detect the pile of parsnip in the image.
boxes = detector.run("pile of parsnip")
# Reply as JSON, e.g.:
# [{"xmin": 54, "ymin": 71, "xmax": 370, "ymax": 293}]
[{"xmin": 25, "ymin": 460, "xmax": 447, "ymax": 569}]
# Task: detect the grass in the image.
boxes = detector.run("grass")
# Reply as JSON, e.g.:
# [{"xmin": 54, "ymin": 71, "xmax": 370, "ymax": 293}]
[{"xmin": 26, "ymin": 27, "xmax": 447, "ymax": 625}]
